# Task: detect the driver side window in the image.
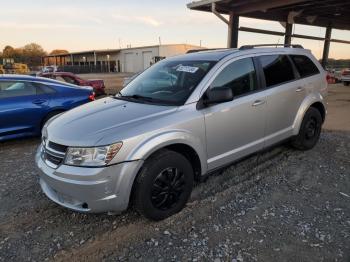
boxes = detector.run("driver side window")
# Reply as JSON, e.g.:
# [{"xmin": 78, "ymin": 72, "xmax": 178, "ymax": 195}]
[{"xmin": 211, "ymin": 58, "xmax": 258, "ymax": 97}]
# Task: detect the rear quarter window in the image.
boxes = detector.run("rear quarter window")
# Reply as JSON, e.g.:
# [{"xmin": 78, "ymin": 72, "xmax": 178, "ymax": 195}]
[
  {"xmin": 290, "ymin": 55, "xmax": 320, "ymax": 78},
  {"xmin": 259, "ymin": 55, "xmax": 295, "ymax": 88},
  {"xmin": 35, "ymin": 83, "xmax": 56, "ymax": 94}
]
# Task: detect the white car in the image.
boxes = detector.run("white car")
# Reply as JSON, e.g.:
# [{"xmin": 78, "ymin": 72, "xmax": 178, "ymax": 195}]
[
  {"xmin": 36, "ymin": 45, "xmax": 327, "ymax": 220},
  {"xmin": 341, "ymin": 69, "xmax": 350, "ymax": 86},
  {"xmin": 41, "ymin": 66, "xmax": 58, "ymax": 73}
]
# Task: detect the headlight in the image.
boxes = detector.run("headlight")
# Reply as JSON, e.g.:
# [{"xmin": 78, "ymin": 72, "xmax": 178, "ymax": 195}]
[{"xmin": 64, "ymin": 142, "xmax": 122, "ymax": 167}]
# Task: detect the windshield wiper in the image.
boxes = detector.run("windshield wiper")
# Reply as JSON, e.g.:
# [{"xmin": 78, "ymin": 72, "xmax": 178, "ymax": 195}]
[
  {"xmin": 114, "ymin": 92, "xmax": 179, "ymax": 106},
  {"xmin": 116, "ymin": 93, "xmax": 155, "ymax": 102}
]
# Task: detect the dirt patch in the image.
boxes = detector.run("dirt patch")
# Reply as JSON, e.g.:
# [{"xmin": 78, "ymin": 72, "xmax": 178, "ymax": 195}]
[
  {"xmin": 1, "ymin": 131, "xmax": 349, "ymax": 261},
  {"xmin": 324, "ymin": 84, "xmax": 350, "ymax": 131}
]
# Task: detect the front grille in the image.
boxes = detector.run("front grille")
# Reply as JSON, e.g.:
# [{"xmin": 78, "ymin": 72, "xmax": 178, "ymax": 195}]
[
  {"xmin": 48, "ymin": 141, "xmax": 68, "ymax": 152},
  {"xmin": 42, "ymin": 140, "xmax": 67, "ymax": 168},
  {"xmin": 45, "ymin": 151, "xmax": 64, "ymax": 165}
]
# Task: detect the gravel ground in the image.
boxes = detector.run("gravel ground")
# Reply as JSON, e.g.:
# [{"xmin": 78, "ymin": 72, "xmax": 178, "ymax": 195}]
[{"xmin": 0, "ymin": 130, "xmax": 349, "ymax": 261}]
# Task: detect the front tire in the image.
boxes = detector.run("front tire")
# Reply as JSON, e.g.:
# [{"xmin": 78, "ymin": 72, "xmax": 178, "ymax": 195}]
[
  {"xmin": 344, "ymin": 82, "xmax": 350, "ymax": 86},
  {"xmin": 291, "ymin": 107, "xmax": 322, "ymax": 150},
  {"xmin": 134, "ymin": 149, "xmax": 194, "ymax": 221}
]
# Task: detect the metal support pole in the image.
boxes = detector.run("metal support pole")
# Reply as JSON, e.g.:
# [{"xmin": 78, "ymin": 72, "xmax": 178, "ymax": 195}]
[
  {"xmin": 228, "ymin": 13, "xmax": 239, "ymax": 48},
  {"xmin": 284, "ymin": 23, "xmax": 293, "ymax": 45},
  {"xmin": 322, "ymin": 26, "xmax": 332, "ymax": 68}
]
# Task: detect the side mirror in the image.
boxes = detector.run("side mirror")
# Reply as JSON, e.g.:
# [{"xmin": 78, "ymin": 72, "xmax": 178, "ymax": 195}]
[{"xmin": 204, "ymin": 87, "xmax": 233, "ymax": 105}]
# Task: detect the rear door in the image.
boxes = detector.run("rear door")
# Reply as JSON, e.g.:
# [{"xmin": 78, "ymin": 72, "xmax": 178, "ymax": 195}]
[
  {"xmin": 290, "ymin": 54, "xmax": 323, "ymax": 94},
  {"xmin": 258, "ymin": 54, "xmax": 303, "ymax": 146},
  {"xmin": 0, "ymin": 81, "xmax": 51, "ymax": 137},
  {"xmin": 202, "ymin": 57, "xmax": 268, "ymax": 170}
]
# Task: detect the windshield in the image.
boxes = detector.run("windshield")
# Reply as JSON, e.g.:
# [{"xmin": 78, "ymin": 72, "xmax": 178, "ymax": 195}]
[{"xmin": 117, "ymin": 59, "xmax": 216, "ymax": 106}]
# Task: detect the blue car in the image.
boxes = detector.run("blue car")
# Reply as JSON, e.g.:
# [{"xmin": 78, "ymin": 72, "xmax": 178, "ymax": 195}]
[{"xmin": 0, "ymin": 75, "xmax": 95, "ymax": 141}]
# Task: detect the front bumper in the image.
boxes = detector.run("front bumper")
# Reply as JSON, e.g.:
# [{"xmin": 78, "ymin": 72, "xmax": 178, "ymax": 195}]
[
  {"xmin": 341, "ymin": 76, "xmax": 350, "ymax": 82},
  {"xmin": 35, "ymin": 145, "xmax": 143, "ymax": 213}
]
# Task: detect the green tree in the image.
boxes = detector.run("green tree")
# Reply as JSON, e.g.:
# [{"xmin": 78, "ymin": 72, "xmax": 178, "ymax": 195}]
[
  {"xmin": 49, "ymin": 49, "xmax": 69, "ymax": 55},
  {"xmin": 22, "ymin": 43, "xmax": 47, "ymax": 66},
  {"xmin": 2, "ymin": 45, "xmax": 16, "ymax": 57}
]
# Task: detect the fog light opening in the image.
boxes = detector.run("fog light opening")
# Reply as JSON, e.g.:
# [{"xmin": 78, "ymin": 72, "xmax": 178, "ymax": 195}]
[{"xmin": 82, "ymin": 203, "xmax": 89, "ymax": 209}]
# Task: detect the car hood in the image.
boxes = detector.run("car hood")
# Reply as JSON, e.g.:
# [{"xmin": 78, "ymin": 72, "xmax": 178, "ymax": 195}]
[{"xmin": 46, "ymin": 97, "xmax": 177, "ymax": 146}]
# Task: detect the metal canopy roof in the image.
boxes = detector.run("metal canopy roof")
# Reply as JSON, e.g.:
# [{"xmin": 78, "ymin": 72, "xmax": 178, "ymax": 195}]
[{"xmin": 188, "ymin": 0, "xmax": 350, "ymax": 30}]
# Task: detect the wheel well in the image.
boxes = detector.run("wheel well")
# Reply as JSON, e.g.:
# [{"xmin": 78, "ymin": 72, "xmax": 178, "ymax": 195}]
[
  {"xmin": 145, "ymin": 143, "xmax": 202, "ymax": 181},
  {"xmin": 41, "ymin": 109, "xmax": 65, "ymax": 129},
  {"xmin": 164, "ymin": 144, "xmax": 202, "ymax": 181},
  {"xmin": 310, "ymin": 102, "xmax": 326, "ymax": 122},
  {"xmin": 128, "ymin": 143, "xmax": 202, "ymax": 208}
]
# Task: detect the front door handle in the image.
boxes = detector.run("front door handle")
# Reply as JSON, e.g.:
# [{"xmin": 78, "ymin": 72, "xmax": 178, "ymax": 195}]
[
  {"xmin": 296, "ymin": 87, "xmax": 304, "ymax": 92},
  {"xmin": 252, "ymin": 100, "xmax": 266, "ymax": 107},
  {"xmin": 32, "ymin": 99, "xmax": 47, "ymax": 105}
]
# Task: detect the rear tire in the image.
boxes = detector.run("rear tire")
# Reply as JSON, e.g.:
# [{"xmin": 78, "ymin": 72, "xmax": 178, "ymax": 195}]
[
  {"xmin": 344, "ymin": 82, "xmax": 350, "ymax": 86},
  {"xmin": 291, "ymin": 107, "xmax": 322, "ymax": 150},
  {"xmin": 134, "ymin": 149, "xmax": 194, "ymax": 221}
]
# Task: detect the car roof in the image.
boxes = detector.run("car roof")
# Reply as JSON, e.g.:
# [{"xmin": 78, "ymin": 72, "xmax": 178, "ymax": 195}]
[
  {"xmin": 169, "ymin": 47, "xmax": 312, "ymax": 62},
  {"xmin": 42, "ymin": 72, "xmax": 75, "ymax": 76},
  {"xmin": 171, "ymin": 49, "xmax": 239, "ymax": 61},
  {"xmin": 0, "ymin": 74, "xmax": 79, "ymax": 87}
]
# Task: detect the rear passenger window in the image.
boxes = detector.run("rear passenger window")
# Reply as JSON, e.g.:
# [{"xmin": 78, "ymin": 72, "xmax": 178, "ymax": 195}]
[
  {"xmin": 211, "ymin": 57, "xmax": 258, "ymax": 97},
  {"xmin": 259, "ymin": 55, "xmax": 295, "ymax": 88},
  {"xmin": 290, "ymin": 55, "xmax": 319, "ymax": 78},
  {"xmin": 0, "ymin": 81, "xmax": 37, "ymax": 98}
]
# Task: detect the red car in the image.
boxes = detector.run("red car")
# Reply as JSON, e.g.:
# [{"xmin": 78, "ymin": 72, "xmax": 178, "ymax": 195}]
[{"xmin": 38, "ymin": 72, "xmax": 106, "ymax": 96}]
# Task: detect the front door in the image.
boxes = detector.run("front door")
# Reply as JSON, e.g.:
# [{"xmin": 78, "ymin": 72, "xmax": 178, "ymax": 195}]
[
  {"xmin": 201, "ymin": 57, "xmax": 267, "ymax": 170},
  {"xmin": 0, "ymin": 81, "xmax": 49, "ymax": 137}
]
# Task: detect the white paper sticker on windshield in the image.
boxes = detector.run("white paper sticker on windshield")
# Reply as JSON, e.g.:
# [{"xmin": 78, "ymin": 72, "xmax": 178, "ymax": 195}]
[{"xmin": 176, "ymin": 65, "xmax": 199, "ymax": 73}]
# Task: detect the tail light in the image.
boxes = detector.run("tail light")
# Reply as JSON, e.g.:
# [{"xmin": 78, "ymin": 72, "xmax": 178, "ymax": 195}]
[
  {"xmin": 342, "ymin": 70, "xmax": 350, "ymax": 76},
  {"xmin": 88, "ymin": 92, "xmax": 95, "ymax": 101},
  {"xmin": 326, "ymin": 74, "xmax": 332, "ymax": 84}
]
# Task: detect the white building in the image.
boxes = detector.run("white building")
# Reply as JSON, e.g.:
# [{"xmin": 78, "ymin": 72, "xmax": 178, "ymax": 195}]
[{"xmin": 43, "ymin": 44, "xmax": 205, "ymax": 73}]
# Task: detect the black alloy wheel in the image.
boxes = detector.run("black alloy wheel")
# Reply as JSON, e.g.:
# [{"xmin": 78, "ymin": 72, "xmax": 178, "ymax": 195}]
[
  {"xmin": 133, "ymin": 149, "xmax": 194, "ymax": 221},
  {"xmin": 151, "ymin": 167, "xmax": 186, "ymax": 210},
  {"xmin": 291, "ymin": 107, "xmax": 322, "ymax": 150}
]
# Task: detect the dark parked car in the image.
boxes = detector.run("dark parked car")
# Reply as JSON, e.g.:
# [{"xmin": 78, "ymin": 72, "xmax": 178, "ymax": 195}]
[
  {"xmin": 38, "ymin": 72, "xmax": 106, "ymax": 95},
  {"xmin": 0, "ymin": 75, "xmax": 95, "ymax": 141}
]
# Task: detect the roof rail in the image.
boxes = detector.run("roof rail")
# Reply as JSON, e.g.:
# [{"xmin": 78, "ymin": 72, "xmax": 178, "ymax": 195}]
[
  {"xmin": 186, "ymin": 48, "xmax": 226, "ymax": 54},
  {"xmin": 239, "ymin": 44, "xmax": 304, "ymax": 50}
]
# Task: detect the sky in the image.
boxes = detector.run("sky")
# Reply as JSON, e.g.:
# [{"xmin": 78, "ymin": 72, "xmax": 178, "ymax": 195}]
[{"xmin": 1, "ymin": 0, "xmax": 350, "ymax": 59}]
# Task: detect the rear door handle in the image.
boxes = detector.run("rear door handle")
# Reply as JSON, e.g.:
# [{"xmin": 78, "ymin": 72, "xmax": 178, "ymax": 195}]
[
  {"xmin": 32, "ymin": 99, "xmax": 47, "ymax": 105},
  {"xmin": 252, "ymin": 100, "xmax": 266, "ymax": 107},
  {"xmin": 296, "ymin": 87, "xmax": 304, "ymax": 92}
]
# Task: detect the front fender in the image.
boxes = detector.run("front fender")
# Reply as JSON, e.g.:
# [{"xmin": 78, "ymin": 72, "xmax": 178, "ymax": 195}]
[
  {"xmin": 292, "ymin": 92, "xmax": 326, "ymax": 135},
  {"xmin": 125, "ymin": 129, "xmax": 207, "ymax": 175}
]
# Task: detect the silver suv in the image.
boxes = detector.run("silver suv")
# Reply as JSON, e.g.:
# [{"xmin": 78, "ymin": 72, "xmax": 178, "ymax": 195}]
[{"xmin": 36, "ymin": 45, "xmax": 327, "ymax": 220}]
